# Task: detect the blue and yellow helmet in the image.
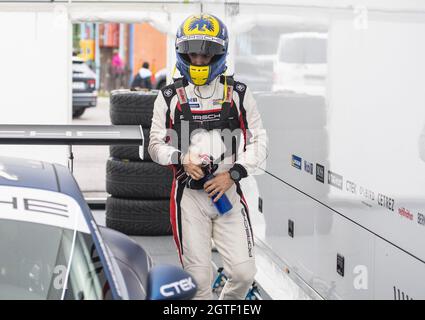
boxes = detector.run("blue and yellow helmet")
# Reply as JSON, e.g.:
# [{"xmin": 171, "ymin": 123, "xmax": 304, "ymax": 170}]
[{"xmin": 175, "ymin": 13, "xmax": 228, "ymax": 86}]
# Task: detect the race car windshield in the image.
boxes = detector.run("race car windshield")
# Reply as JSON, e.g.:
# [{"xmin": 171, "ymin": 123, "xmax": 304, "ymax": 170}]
[{"xmin": 0, "ymin": 219, "xmax": 112, "ymax": 300}]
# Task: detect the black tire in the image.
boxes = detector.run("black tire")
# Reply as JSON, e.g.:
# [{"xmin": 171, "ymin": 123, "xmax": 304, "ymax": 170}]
[
  {"xmin": 106, "ymin": 197, "xmax": 172, "ymax": 236},
  {"xmin": 110, "ymin": 128, "xmax": 151, "ymax": 161},
  {"xmin": 106, "ymin": 159, "xmax": 173, "ymax": 199},
  {"xmin": 109, "ymin": 145, "xmax": 150, "ymax": 162},
  {"xmin": 73, "ymin": 108, "xmax": 85, "ymax": 118},
  {"xmin": 110, "ymin": 89, "xmax": 159, "ymax": 126}
]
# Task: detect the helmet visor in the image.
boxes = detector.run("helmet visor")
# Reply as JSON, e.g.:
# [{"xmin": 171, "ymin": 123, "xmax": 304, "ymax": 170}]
[{"xmin": 176, "ymin": 36, "xmax": 226, "ymax": 56}]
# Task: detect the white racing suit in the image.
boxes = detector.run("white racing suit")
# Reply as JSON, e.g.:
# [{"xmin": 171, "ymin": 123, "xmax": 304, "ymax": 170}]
[{"xmin": 148, "ymin": 75, "xmax": 267, "ymax": 300}]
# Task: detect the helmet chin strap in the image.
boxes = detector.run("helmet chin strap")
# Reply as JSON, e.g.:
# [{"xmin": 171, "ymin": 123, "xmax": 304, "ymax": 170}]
[
  {"xmin": 194, "ymin": 77, "xmax": 218, "ymax": 99},
  {"xmin": 192, "ymin": 73, "xmax": 227, "ymax": 102},
  {"xmin": 172, "ymin": 64, "xmax": 177, "ymax": 78},
  {"xmin": 218, "ymin": 73, "xmax": 227, "ymax": 105}
]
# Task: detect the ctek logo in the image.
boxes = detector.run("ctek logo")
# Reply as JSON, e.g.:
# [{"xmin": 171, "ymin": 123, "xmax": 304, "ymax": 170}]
[
  {"xmin": 328, "ymin": 171, "xmax": 343, "ymax": 190},
  {"xmin": 398, "ymin": 207, "xmax": 413, "ymax": 221},
  {"xmin": 316, "ymin": 163, "xmax": 325, "ymax": 183},
  {"xmin": 291, "ymin": 155, "xmax": 302, "ymax": 170},
  {"xmin": 346, "ymin": 180, "xmax": 357, "ymax": 194},
  {"xmin": 304, "ymin": 160, "xmax": 313, "ymax": 175},
  {"xmin": 160, "ymin": 277, "xmax": 196, "ymax": 297}
]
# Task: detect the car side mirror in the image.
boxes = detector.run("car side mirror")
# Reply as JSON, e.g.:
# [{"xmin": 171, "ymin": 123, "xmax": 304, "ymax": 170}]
[{"xmin": 147, "ymin": 265, "xmax": 197, "ymax": 300}]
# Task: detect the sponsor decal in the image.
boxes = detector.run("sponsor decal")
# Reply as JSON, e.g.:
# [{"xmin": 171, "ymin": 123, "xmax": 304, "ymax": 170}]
[
  {"xmin": 180, "ymin": 113, "xmax": 220, "ymax": 121},
  {"xmin": 398, "ymin": 207, "xmax": 413, "ymax": 221},
  {"xmin": 346, "ymin": 180, "xmax": 357, "ymax": 194},
  {"xmin": 377, "ymin": 193, "xmax": 395, "ymax": 212},
  {"xmin": 176, "ymin": 87, "xmax": 188, "ymax": 104},
  {"xmin": 163, "ymin": 88, "xmax": 173, "ymax": 97},
  {"xmin": 241, "ymin": 208, "xmax": 253, "ymax": 258},
  {"xmin": 213, "ymin": 99, "xmax": 222, "ymax": 106},
  {"xmin": 177, "ymin": 34, "xmax": 225, "ymax": 45},
  {"xmin": 235, "ymin": 83, "xmax": 246, "ymax": 92},
  {"xmin": 291, "ymin": 155, "xmax": 302, "ymax": 170},
  {"xmin": 189, "ymin": 102, "xmax": 200, "ymax": 109},
  {"xmin": 418, "ymin": 212, "xmax": 425, "ymax": 226},
  {"xmin": 304, "ymin": 160, "xmax": 313, "ymax": 174},
  {"xmin": 328, "ymin": 170, "xmax": 343, "ymax": 190},
  {"xmin": 160, "ymin": 277, "xmax": 196, "ymax": 297},
  {"xmin": 0, "ymin": 186, "xmax": 90, "ymax": 233},
  {"xmin": 188, "ymin": 97, "xmax": 199, "ymax": 108},
  {"xmin": 359, "ymin": 186, "xmax": 375, "ymax": 201},
  {"xmin": 316, "ymin": 163, "xmax": 325, "ymax": 183},
  {"xmin": 0, "ymin": 196, "xmax": 68, "ymax": 217},
  {"xmin": 225, "ymin": 86, "xmax": 233, "ymax": 103}
]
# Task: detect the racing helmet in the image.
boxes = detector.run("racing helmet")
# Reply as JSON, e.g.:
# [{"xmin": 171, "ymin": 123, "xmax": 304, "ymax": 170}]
[{"xmin": 175, "ymin": 13, "xmax": 228, "ymax": 86}]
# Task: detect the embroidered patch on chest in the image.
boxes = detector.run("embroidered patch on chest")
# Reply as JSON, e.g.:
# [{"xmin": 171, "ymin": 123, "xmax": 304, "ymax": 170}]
[
  {"xmin": 212, "ymin": 99, "xmax": 222, "ymax": 106},
  {"xmin": 189, "ymin": 97, "xmax": 200, "ymax": 108}
]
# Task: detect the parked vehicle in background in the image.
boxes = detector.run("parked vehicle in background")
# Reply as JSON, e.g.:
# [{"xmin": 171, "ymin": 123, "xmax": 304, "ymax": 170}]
[
  {"xmin": 72, "ymin": 57, "xmax": 97, "ymax": 118},
  {"xmin": 273, "ymin": 32, "xmax": 328, "ymax": 96},
  {"xmin": 234, "ymin": 55, "xmax": 275, "ymax": 92}
]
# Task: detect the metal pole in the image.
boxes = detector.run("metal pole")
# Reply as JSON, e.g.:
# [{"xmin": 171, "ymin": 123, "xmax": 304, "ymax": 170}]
[
  {"xmin": 95, "ymin": 24, "xmax": 100, "ymax": 90},
  {"xmin": 128, "ymin": 24, "xmax": 134, "ymax": 87},
  {"xmin": 68, "ymin": 145, "xmax": 74, "ymax": 173}
]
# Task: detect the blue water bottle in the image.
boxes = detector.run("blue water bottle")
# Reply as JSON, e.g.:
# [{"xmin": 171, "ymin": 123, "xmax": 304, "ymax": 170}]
[
  {"xmin": 200, "ymin": 156, "xmax": 233, "ymax": 215},
  {"xmin": 204, "ymin": 173, "xmax": 233, "ymax": 215}
]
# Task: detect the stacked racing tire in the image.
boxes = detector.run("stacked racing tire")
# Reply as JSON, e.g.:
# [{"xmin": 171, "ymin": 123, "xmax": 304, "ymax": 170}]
[{"xmin": 106, "ymin": 89, "xmax": 173, "ymax": 236}]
